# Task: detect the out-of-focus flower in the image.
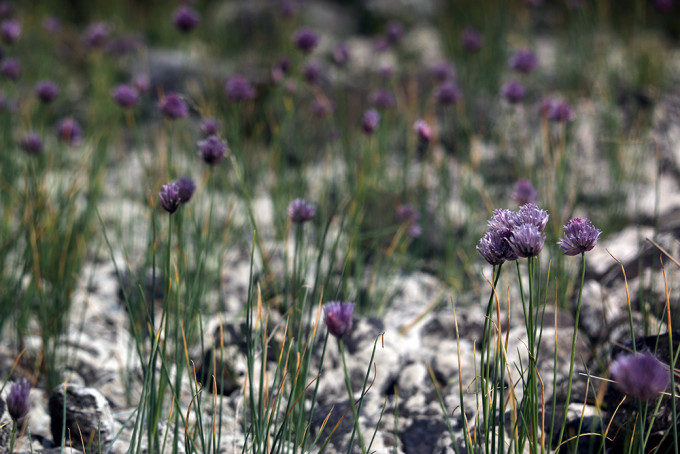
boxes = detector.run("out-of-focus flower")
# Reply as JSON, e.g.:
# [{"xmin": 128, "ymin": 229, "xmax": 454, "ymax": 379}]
[
  {"xmin": 0, "ymin": 19, "xmax": 20, "ymax": 44},
  {"xmin": 106, "ymin": 35, "xmax": 142, "ymax": 56},
  {"xmin": 271, "ymin": 56, "xmax": 291, "ymax": 84},
  {"xmin": 362, "ymin": 109, "xmax": 380, "ymax": 134},
  {"xmin": 7, "ymin": 378, "xmax": 31, "ymax": 421},
  {"xmin": 200, "ymin": 117, "xmax": 219, "ymax": 137},
  {"xmin": 112, "ymin": 84, "xmax": 139, "ymax": 109},
  {"xmin": 159, "ymin": 181, "xmax": 182, "ymax": 214},
  {"xmin": 288, "ymin": 198, "xmax": 316, "ymax": 224},
  {"xmin": 198, "ymin": 135, "xmax": 227, "ymax": 165},
  {"xmin": 35, "ymin": 80, "xmax": 59, "ymax": 103},
  {"xmin": 373, "ymin": 35, "xmax": 390, "ymax": 53},
  {"xmin": 0, "ymin": 1, "xmax": 13, "ymax": 19},
  {"xmin": 43, "ymin": 16, "xmax": 62, "ymax": 34},
  {"xmin": 1, "ymin": 57, "xmax": 20, "ymax": 80},
  {"xmin": 370, "ymin": 89, "xmax": 396, "ymax": 110},
  {"xmin": 303, "ymin": 62, "xmax": 322, "ymax": 85},
  {"xmin": 436, "ymin": 81, "xmax": 461, "ymax": 106},
  {"xmin": 514, "ymin": 203, "xmax": 549, "ymax": 232},
  {"xmin": 396, "ymin": 204, "xmax": 422, "ymax": 238},
  {"xmin": 509, "ymin": 49, "xmax": 538, "ymax": 74},
  {"xmin": 511, "ymin": 179, "xmax": 538, "ymax": 205},
  {"xmin": 610, "ymin": 352, "xmax": 669, "ymax": 401},
  {"xmin": 323, "ymin": 301, "xmax": 354, "ymax": 338},
  {"xmin": 332, "ymin": 43, "xmax": 350, "ymax": 66},
  {"xmin": 175, "ymin": 176, "xmax": 196, "ymax": 203},
  {"xmin": 652, "ymin": 0, "xmax": 674, "ymax": 12},
  {"xmin": 82, "ymin": 22, "xmax": 110, "ymax": 49},
  {"xmin": 461, "ymin": 27, "xmax": 483, "ymax": 52},
  {"xmin": 413, "ymin": 119, "xmax": 431, "ymax": 143},
  {"xmin": 20, "ymin": 132, "xmax": 43, "ymax": 155},
  {"xmin": 159, "ymin": 93, "xmax": 188, "ymax": 120},
  {"xmin": 56, "ymin": 117, "xmax": 83, "ymax": 145},
  {"xmin": 558, "ymin": 217, "xmax": 601, "ymax": 255},
  {"xmin": 312, "ymin": 98, "xmax": 333, "ymax": 117},
  {"xmin": 506, "ymin": 223, "xmax": 545, "ymax": 258},
  {"xmin": 386, "ymin": 21, "xmax": 404, "ymax": 45},
  {"xmin": 133, "ymin": 73, "xmax": 150, "ymax": 93},
  {"xmin": 173, "ymin": 5, "xmax": 200, "ymax": 33},
  {"xmin": 431, "ymin": 60, "xmax": 456, "ymax": 82},
  {"xmin": 293, "ymin": 27, "xmax": 319, "ymax": 54},
  {"xmin": 225, "ymin": 75, "xmax": 255, "ymax": 102},
  {"xmin": 501, "ymin": 79, "xmax": 526, "ymax": 104},
  {"xmin": 547, "ymin": 99, "xmax": 575, "ymax": 123}
]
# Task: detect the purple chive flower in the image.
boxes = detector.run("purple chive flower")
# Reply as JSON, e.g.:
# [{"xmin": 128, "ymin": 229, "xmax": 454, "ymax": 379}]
[
  {"xmin": 501, "ymin": 79, "xmax": 526, "ymax": 104},
  {"xmin": 112, "ymin": 84, "xmax": 139, "ymax": 109},
  {"xmin": 0, "ymin": 1, "xmax": 13, "ymax": 19},
  {"xmin": 175, "ymin": 176, "xmax": 196, "ymax": 203},
  {"xmin": 332, "ymin": 43, "xmax": 350, "ymax": 66},
  {"xmin": 487, "ymin": 208, "xmax": 517, "ymax": 231},
  {"xmin": 477, "ymin": 228, "xmax": 517, "ymax": 265},
  {"xmin": 610, "ymin": 352, "xmax": 669, "ymax": 401},
  {"xmin": 396, "ymin": 204, "xmax": 422, "ymax": 238},
  {"xmin": 547, "ymin": 99, "xmax": 575, "ymax": 123},
  {"xmin": 19, "ymin": 132, "xmax": 43, "ymax": 155},
  {"xmin": 159, "ymin": 93, "xmax": 188, "ymax": 120},
  {"xmin": 293, "ymin": 27, "xmax": 319, "ymax": 54},
  {"xmin": 288, "ymin": 198, "xmax": 316, "ymax": 224},
  {"xmin": 386, "ymin": 21, "xmax": 404, "ymax": 45},
  {"xmin": 271, "ymin": 56, "xmax": 291, "ymax": 84},
  {"xmin": 35, "ymin": 80, "xmax": 60, "ymax": 103},
  {"xmin": 173, "ymin": 5, "xmax": 200, "ymax": 32},
  {"xmin": 414, "ymin": 119, "xmax": 431, "ymax": 143},
  {"xmin": 7, "ymin": 378, "xmax": 31, "ymax": 421},
  {"xmin": 506, "ymin": 223, "xmax": 545, "ymax": 258},
  {"xmin": 461, "ymin": 27, "xmax": 483, "ymax": 52},
  {"xmin": 312, "ymin": 98, "xmax": 333, "ymax": 117},
  {"xmin": 133, "ymin": 73, "xmax": 150, "ymax": 93},
  {"xmin": 82, "ymin": 22, "xmax": 110, "ymax": 49},
  {"xmin": 159, "ymin": 182, "xmax": 182, "ymax": 214},
  {"xmin": 56, "ymin": 117, "xmax": 83, "ymax": 145},
  {"xmin": 200, "ymin": 117, "xmax": 219, "ymax": 137},
  {"xmin": 558, "ymin": 217, "xmax": 601, "ymax": 256},
  {"xmin": 0, "ymin": 19, "xmax": 20, "ymax": 44},
  {"xmin": 509, "ymin": 49, "xmax": 538, "ymax": 74},
  {"xmin": 198, "ymin": 135, "xmax": 227, "ymax": 165},
  {"xmin": 225, "ymin": 75, "xmax": 255, "ymax": 102},
  {"xmin": 303, "ymin": 62, "xmax": 322, "ymax": 85},
  {"xmin": 511, "ymin": 179, "xmax": 538, "ymax": 206},
  {"xmin": 361, "ymin": 109, "xmax": 380, "ymax": 134},
  {"xmin": 43, "ymin": 16, "xmax": 62, "ymax": 34},
  {"xmin": 370, "ymin": 89, "xmax": 396, "ymax": 110},
  {"xmin": 431, "ymin": 61, "xmax": 456, "ymax": 83},
  {"xmin": 652, "ymin": 0, "xmax": 674, "ymax": 12},
  {"xmin": 1, "ymin": 57, "xmax": 20, "ymax": 80},
  {"xmin": 323, "ymin": 301, "xmax": 354, "ymax": 338},
  {"xmin": 435, "ymin": 81, "xmax": 461, "ymax": 106},
  {"xmin": 514, "ymin": 203, "xmax": 549, "ymax": 232}
]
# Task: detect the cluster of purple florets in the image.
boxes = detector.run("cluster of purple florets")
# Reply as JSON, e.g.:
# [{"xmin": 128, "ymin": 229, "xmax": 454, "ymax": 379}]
[{"xmin": 159, "ymin": 177, "xmax": 196, "ymax": 214}]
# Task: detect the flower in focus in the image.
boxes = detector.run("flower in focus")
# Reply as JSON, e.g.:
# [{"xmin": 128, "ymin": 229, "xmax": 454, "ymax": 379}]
[
  {"xmin": 112, "ymin": 84, "xmax": 139, "ymax": 109},
  {"xmin": 200, "ymin": 117, "xmax": 219, "ymax": 137},
  {"xmin": 509, "ymin": 49, "xmax": 538, "ymax": 74},
  {"xmin": 175, "ymin": 176, "xmax": 196, "ymax": 203},
  {"xmin": 293, "ymin": 27, "xmax": 319, "ymax": 54},
  {"xmin": 558, "ymin": 217, "xmax": 601, "ymax": 255},
  {"xmin": 396, "ymin": 204, "xmax": 422, "ymax": 238},
  {"xmin": 0, "ymin": 19, "xmax": 20, "ymax": 44},
  {"xmin": 82, "ymin": 22, "xmax": 110, "ymax": 49},
  {"xmin": 56, "ymin": 117, "xmax": 83, "ymax": 146},
  {"xmin": 159, "ymin": 93, "xmax": 188, "ymax": 120},
  {"xmin": 7, "ymin": 378, "xmax": 31, "ymax": 421},
  {"xmin": 370, "ymin": 89, "xmax": 396, "ymax": 110},
  {"xmin": 225, "ymin": 75, "xmax": 256, "ymax": 102},
  {"xmin": 610, "ymin": 352, "xmax": 669, "ymax": 401},
  {"xmin": 35, "ymin": 80, "xmax": 60, "ymax": 103},
  {"xmin": 413, "ymin": 119, "xmax": 431, "ymax": 143},
  {"xmin": 501, "ymin": 79, "xmax": 526, "ymax": 104},
  {"xmin": 435, "ymin": 81, "xmax": 461, "ymax": 106},
  {"xmin": 514, "ymin": 203, "xmax": 549, "ymax": 232},
  {"xmin": 1, "ymin": 57, "xmax": 20, "ymax": 80},
  {"xmin": 173, "ymin": 5, "xmax": 200, "ymax": 33},
  {"xmin": 361, "ymin": 109, "xmax": 380, "ymax": 134},
  {"xmin": 20, "ymin": 132, "xmax": 43, "ymax": 155},
  {"xmin": 506, "ymin": 223, "xmax": 545, "ymax": 258},
  {"xmin": 477, "ymin": 228, "xmax": 517, "ymax": 265},
  {"xmin": 461, "ymin": 27, "xmax": 483, "ymax": 52},
  {"xmin": 159, "ymin": 181, "xmax": 182, "ymax": 214},
  {"xmin": 511, "ymin": 179, "xmax": 538, "ymax": 206},
  {"xmin": 288, "ymin": 198, "xmax": 316, "ymax": 224},
  {"xmin": 198, "ymin": 135, "xmax": 227, "ymax": 165},
  {"xmin": 323, "ymin": 301, "xmax": 354, "ymax": 338}
]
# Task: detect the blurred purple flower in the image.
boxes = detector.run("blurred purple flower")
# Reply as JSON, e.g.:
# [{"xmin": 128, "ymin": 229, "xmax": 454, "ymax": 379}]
[
  {"xmin": 431, "ymin": 60, "xmax": 456, "ymax": 83},
  {"xmin": 225, "ymin": 75, "xmax": 255, "ymax": 102},
  {"xmin": 112, "ymin": 84, "xmax": 139, "ymax": 109},
  {"xmin": 362, "ymin": 109, "xmax": 380, "ymax": 134},
  {"xmin": 509, "ymin": 49, "xmax": 538, "ymax": 74},
  {"xmin": 271, "ymin": 56, "xmax": 291, "ymax": 84},
  {"xmin": 20, "ymin": 132, "xmax": 43, "ymax": 155},
  {"xmin": 312, "ymin": 98, "xmax": 333, "ymax": 117},
  {"xmin": 501, "ymin": 79, "xmax": 526, "ymax": 104},
  {"xmin": 198, "ymin": 135, "xmax": 227, "ymax": 165},
  {"xmin": 56, "ymin": 117, "xmax": 83, "ymax": 146},
  {"xmin": 323, "ymin": 301, "xmax": 354, "ymax": 338},
  {"xmin": 159, "ymin": 93, "xmax": 188, "ymax": 120},
  {"xmin": 0, "ymin": 19, "xmax": 19, "ymax": 44},
  {"xmin": 159, "ymin": 181, "xmax": 182, "ymax": 214},
  {"xmin": 1, "ymin": 57, "xmax": 20, "ymax": 80},
  {"xmin": 200, "ymin": 117, "xmax": 219, "ymax": 137},
  {"xmin": 176, "ymin": 176, "xmax": 196, "ymax": 203},
  {"xmin": 303, "ymin": 62, "xmax": 322, "ymax": 85},
  {"xmin": 386, "ymin": 21, "xmax": 404, "ymax": 45},
  {"xmin": 43, "ymin": 16, "xmax": 62, "ymax": 34},
  {"xmin": 610, "ymin": 352, "xmax": 669, "ymax": 401},
  {"xmin": 82, "ymin": 22, "xmax": 110, "ymax": 49},
  {"xmin": 506, "ymin": 223, "xmax": 545, "ymax": 258},
  {"xmin": 461, "ymin": 27, "xmax": 483, "ymax": 52},
  {"xmin": 7, "ymin": 378, "xmax": 31, "ymax": 421},
  {"xmin": 293, "ymin": 27, "xmax": 319, "ymax": 54},
  {"xmin": 370, "ymin": 89, "xmax": 396, "ymax": 110},
  {"xmin": 289, "ymin": 198, "xmax": 316, "ymax": 224},
  {"xmin": 511, "ymin": 179, "xmax": 538, "ymax": 205},
  {"xmin": 547, "ymin": 99, "xmax": 575, "ymax": 123},
  {"xmin": 652, "ymin": 0, "xmax": 674, "ymax": 11},
  {"xmin": 279, "ymin": 0, "xmax": 298, "ymax": 18},
  {"xmin": 173, "ymin": 5, "xmax": 200, "ymax": 33},
  {"xmin": 488, "ymin": 208, "xmax": 517, "ymax": 231},
  {"xmin": 396, "ymin": 204, "xmax": 422, "ymax": 238},
  {"xmin": 413, "ymin": 119, "xmax": 431, "ymax": 143},
  {"xmin": 332, "ymin": 43, "xmax": 350, "ymax": 66},
  {"xmin": 558, "ymin": 217, "xmax": 601, "ymax": 255},
  {"xmin": 133, "ymin": 73, "xmax": 150, "ymax": 93},
  {"xmin": 0, "ymin": 1, "xmax": 13, "ymax": 19},
  {"xmin": 106, "ymin": 35, "xmax": 142, "ymax": 56},
  {"xmin": 35, "ymin": 80, "xmax": 59, "ymax": 103},
  {"xmin": 436, "ymin": 81, "xmax": 461, "ymax": 106}
]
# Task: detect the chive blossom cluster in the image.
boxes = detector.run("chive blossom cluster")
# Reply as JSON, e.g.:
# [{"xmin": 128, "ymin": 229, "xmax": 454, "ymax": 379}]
[
  {"xmin": 159, "ymin": 177, "xmax": 195, "ymax": 214},
  {"xmin": 609, "ymin": 351, "xmax": 669, "ymax": 401}
]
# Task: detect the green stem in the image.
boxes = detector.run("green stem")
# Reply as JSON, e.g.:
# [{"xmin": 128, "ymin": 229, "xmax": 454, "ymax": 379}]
[{"xmin": 339, "ymin": 339, "xmax": 366, "ymax": 454}]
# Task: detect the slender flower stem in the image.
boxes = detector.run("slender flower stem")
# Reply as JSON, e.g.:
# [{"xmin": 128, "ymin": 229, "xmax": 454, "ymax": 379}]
[{"xmin": 339, "ymin": 339, "xmax": 366, "ymax": 454}]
